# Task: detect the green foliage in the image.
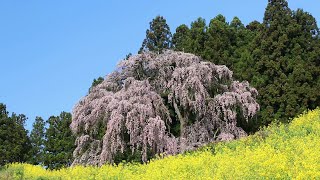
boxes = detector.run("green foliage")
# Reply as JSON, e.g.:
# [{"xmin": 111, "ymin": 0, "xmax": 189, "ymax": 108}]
[
  {"xmin": 125, "ymin": 53, "xmax": 132, "ymax": 60},
  {"xmin": 188, "ymin": 17, "xmax": 207, "ymax": 55},
  {"xmin": 172, "ymin": 24, "xmax": 190, "ymax": 51},
  {"xmin": 29, "ymin": 117, "xmax": 46, "ymax": 165},
  {"xmin": 249, "ymin": 0, "xmax": 320, "ymax": 126},
  {"xmin": 204, "ymin": 14, "xmax": 234, "ymax": 67},
  {"xmin": 0, "ymin": 103, "xmax": 31, "ymax": 167},
  {"xmin": 139, "ymin": 15, "xmax": 172, "ymax": 53},
  {"xmin": 44, "ymin": 112, "xmax": 75, "ymax": 170},
  {"xmin": 89, "ymin": 77, "xmax": 104, "ymax": 92}
]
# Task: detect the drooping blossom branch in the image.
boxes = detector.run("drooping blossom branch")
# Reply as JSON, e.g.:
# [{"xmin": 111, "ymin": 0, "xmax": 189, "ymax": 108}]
[{"xmin": 71, "ymin": 50, "xmax": 259, "ymax": 165}]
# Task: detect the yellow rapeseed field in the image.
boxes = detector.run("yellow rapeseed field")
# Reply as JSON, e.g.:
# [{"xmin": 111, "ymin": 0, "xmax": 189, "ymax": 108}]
[{"xmin": 1, "ymin": 108, "xmax": 320, "ymax": 179}]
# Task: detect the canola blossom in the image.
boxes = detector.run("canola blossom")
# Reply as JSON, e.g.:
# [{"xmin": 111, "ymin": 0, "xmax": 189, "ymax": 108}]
[{"xmin": 1, "ymin": 108, "xmax": 320, "ymax": 179}]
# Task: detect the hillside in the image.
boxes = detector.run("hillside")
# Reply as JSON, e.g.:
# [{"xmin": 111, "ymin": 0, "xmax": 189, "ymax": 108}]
[{"xmin": 1, "ymin": 108, "xmax": 319, "ymax": 179}]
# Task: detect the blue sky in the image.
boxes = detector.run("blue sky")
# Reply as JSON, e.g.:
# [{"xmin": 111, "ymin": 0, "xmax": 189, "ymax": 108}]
[{"xmin": 0, "ymin": 1, "xmax": 319, "ymax": 131}]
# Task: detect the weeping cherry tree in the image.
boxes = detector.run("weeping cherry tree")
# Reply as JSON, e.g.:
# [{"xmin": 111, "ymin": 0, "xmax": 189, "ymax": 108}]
[{"xmin": 71, "ymin": 50, "xmax": 259, "ymax": 165}]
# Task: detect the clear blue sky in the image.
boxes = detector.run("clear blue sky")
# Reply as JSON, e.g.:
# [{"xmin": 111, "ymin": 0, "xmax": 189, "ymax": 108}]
[{"xmin": 0, "ymin": 1, "xmax": 319, "ymax": 131}]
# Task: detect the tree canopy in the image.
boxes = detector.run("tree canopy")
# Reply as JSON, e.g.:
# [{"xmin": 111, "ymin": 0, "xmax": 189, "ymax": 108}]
[
  {"xmin": 139, "ymin": 16, "xmax": 172, "ymax": 53},
  {"xmin": 0, "ymin": 103, "xmax": 30, "ymax": 166},
  {"xmin": 44, "ymin": 112, "xmax": 75, "ymax": 170},
  {"xmin": 71, "ymin": 50, "xmax": 259, "ymax": 165},
  {"xmin": 29, "ymin": 116, "xmax": 46, "ymax": 165}
]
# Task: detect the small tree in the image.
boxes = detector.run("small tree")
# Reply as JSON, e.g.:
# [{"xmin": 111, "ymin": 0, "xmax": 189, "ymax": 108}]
[
  {"xmin": 29, "ymin": 116, "xmax": 46, "ymax": 165},
  {"xmin": 44, "ymin": 112, "xmax": 75, "ymax": 169},
  {"xmin": 204, "ymin": 14, "xmax": 233, "ymax": 67},
  {"xmin": 71, "ymin": 51, "xmax": 259, "ymax": 166},
  {"xmin": 89, "ymin": 77, "xmax": 104, "ymax": 93}
]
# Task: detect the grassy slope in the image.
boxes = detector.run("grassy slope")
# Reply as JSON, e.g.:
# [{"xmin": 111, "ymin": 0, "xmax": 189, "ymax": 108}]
[{"xmin": 1, "ymin": 109, "xmax": 320, "ymax": 179}]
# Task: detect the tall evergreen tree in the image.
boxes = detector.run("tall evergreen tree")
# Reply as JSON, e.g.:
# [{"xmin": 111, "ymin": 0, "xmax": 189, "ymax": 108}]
[
  {"xmin": 204, "ymin": 14, "xmax": 233, "ymax": 67},
  {"xmin": 172, "ymin": 17, "xmax": 208, "ymax": 57},
  {"xmin": 139, "ymin": 16, "xmax": 172, "ymax": 53},
  {"xmin": 44, "ymin": 112, "xmax": 75, "ymax": 170},
  {"xmin": 0, "ymin": 103, "xmax": 9, "ymax": 166},
  {"xmin": 172, "ymin": 24, "xmax": 191, "ymax": 52},
  {"xmin": 29, "ymin": 116, "xmax": 46, "ymax": 165},
  {"xmin": 249, "ymin": 0, "xmax": 320, "ymax": 125},
  {"xmin": 231, "ymin": 18, "xmax": 260, "ymax": 81},
  {"xmin": 189, "ymin": 17, "xmax": 207, "ymax": 56},
  {"xmin": 0, "ymin": 103, "xmax": 30, "ymax": 166}
]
